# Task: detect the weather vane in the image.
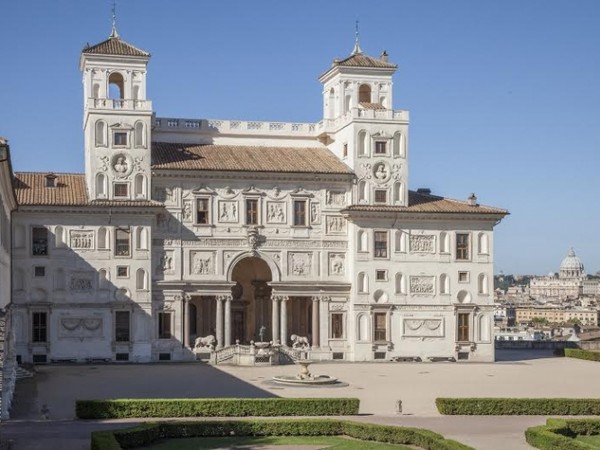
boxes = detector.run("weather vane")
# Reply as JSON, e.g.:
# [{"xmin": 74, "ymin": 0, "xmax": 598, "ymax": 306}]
[
  {"xmin": 110, "ymin": 0, "xmax": 119, "ymax": 38},
  {"xmin": 352, "ymin": 19, "xmax": 362, "ymax": 55}
]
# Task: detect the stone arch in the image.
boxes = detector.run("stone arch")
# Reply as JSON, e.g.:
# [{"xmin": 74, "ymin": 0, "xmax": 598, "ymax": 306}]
[
  {"xmin": 358, "ymin": 84, "xmax": 371, "ymax": 103},
  {"xmin": 226, "ymin": 251, "xmax": 281, "ymax": 283},
  {"xmin": 108, "ymin": 71, "xmax": 125, "ymax": 99}
]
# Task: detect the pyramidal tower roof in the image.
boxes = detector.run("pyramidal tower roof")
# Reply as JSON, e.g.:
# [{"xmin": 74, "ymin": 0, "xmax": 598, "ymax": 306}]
[{"xmin": 82, "ymin": 12, "xmax": 149, "ymax": 58}]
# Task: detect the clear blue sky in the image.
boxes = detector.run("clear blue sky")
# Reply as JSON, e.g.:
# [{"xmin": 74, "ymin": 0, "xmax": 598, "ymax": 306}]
[{"xmin": 1, "ymin": 1, "xmax": 599, "ymax": 276}]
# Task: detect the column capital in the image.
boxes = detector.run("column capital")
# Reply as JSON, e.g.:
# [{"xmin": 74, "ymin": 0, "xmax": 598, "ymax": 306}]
[
  {"xmin": 312, "ymin": 295, "xmax": 330, "ymax": 303},
  {"xmin": 272, "ymin": 294, "xmax": 289, "ymax": 302},
  {"xmin": 216, "ymin": 294, "xmax": 232, "ymax": 303},
  {"xmin": 174, "ymin": 292, "xmax": 191, "ymax": 303}
]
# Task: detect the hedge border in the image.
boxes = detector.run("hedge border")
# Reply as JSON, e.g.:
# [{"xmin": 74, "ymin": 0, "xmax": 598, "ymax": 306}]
[
  {"xmin": 91, "ymin": 419, "xmax": 474, "ymax": 450},
  {"xmin": 77, "ymin": 398, "xmax": 360, "ymax": 419},
  {"xmin": 436, "ymin": 398, "xmax": 600, "ymax": 415},
  {"xmin": 525, "ymin": 418, "xmax": 600, "ymax": 449},
  {"xmin": 565, "ymin": 348, "xmax": 600, "ymax": 362}
]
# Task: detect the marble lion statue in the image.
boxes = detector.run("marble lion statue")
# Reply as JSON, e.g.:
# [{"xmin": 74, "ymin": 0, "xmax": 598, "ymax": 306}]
[
  {"xmin": 290, "ymin": 334, "xmax": 310, "ymax": 350},
  {"xmin": 194, "ymin": 335, "xmax": 216, "ymax": 351}
]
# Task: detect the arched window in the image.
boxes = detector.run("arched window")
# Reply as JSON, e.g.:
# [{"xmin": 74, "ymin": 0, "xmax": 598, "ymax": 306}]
[
  {"xmin": 478, "ymin": 273, "xmax": 488, "ymax": 295},
  {"xmin": 98, "ymin": 268, "xmax": 109, "ymax": 289},
  {"xmin": 108, "ymin": 72, "xmax": 124, "ymax": 99},
  {"xmin": 357, "ymin": 130, "xmax": 368, "ymax": 156},
  {"xmin": 344, "ymin": 95, "xmax": 351, "ymax": 113},
  {"xmin": 96, "ymin": 173, "xmax": 107, "ymax": 197},
  {"xmin": 393, "ymin": 132, "xmax": 404, "ymax": 158},
  {"xmin": 358, "ymin": 180, "xmax": 368, "ymax": 203},
  {"xmin": 136, "ymin": 268, "xmax": 148, "ymax": 290},
  {"xmin": 358, "ymin": 272, "xmax": 369, "ymax": 293},
  {"xmin": 440, "ymin": 232, "xmax": 449, "ymax": 253},
  {"xmin": 93, "ymin": 83, "xmax": 100, "ymax": 98},
  {"xmin": 357, "ymin": 314, "xmax": 369, "ymax": 341},
  {"xmin": 95, "ymin": 120, "xmax": 107, "ymax": 147},
  {"xmin": 134, "ymin": 174, "xmax": 146, "ymax": 198},
  {"xmin": 328, "ymin": 88, "xmax": 335, "ymax": 118},
  {"xmin": 395, "ymin": 230, "xmax": 407, "ymax": 253},
  {"xmin": 478, "ymin": 232, "xmax": 489, "ymax": 255},
  {"xmin": 478, "ymin": 314, "xmax": 490, "ymax": 341},
  {"xmin": 395, "ymin": 273, "xmax": 406, "ymax": 294},
  {"xmin": 54, "ymin": 268, "xmax": 65, "ymax": 290},
  {"xmin": 98, "ymin": 227, "xmax": 108, "ymax": 250},
  {"xmin": 393, "ymin": 182, "xmax": 404, "ymax": 205},
  {"xmin": 358, "ymin": 84, "xmax": 371, "ymax": 103},
  {"xmin": 440, "ymin": 273, "xmax": 449, "ymax": 294},
  {"xmin": 136, "ymin": 226, "xmax": 148, "ymax": 250},
  {"xmin": 134, "ymin": 121, "xmax": 145, "ymax": 148},
  {"xmin": 54, "ymin": 225, "xmax": 65, "ymax": 248},
  {"xmin": 357, "ymin": 230, "xmax": 368, "ymax": 252}
]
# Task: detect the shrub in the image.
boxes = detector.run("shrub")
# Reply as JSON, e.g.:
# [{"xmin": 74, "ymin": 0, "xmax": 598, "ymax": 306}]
[
  {"xmin": 436, "ymin": 398, "xmax": 600, "ymax": 415},
  {"xmin": 76, "ymin": 397, "xmax": 360, "ymax": 419},
  {"xmin": 525, "ymin": 418, "xmax": 600, "ymax": 449},
  {"xmin": 90, "ymin": 419, "xmax": 475, "ymax": 450},
  {"xmin": 565, "ymin": 348, "xmax": 600, "ymax": 362}
]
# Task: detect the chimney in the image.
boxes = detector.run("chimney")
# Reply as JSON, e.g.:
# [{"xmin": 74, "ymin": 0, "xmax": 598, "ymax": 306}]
[
  {"xmin": 417, "ymin": 188, "xmax": 431, "ymax": 195},
  {"xmin": 468, "ymin": 193, "xmax": 478, "ymax": 206},
  {"xmin": 380, "ymin": 50, "xmax": 389, "ymax": 63}
]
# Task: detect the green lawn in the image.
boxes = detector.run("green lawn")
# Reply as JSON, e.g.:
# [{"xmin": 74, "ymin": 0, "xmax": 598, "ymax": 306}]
[
  {"xmin": 143, "ymin": 435, "xmax": 413, "ymax": 449},
  {"xmin": 576, "ymin": 434, "xmax": 600, "ymax": 446}
]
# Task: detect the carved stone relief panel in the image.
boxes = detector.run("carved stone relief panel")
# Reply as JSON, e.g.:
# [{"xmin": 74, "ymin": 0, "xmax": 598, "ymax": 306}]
[
  {"xmin": 58, "ymin": 316, "xmax": 103, "ymax": 338},
  {"xmin": 326, "ymin": 216, "xmax": 347, "ymax": 235},
  {"xmin": 266, "ymin": 201, "xmax": 286, "ymax": 224},
  {"xmin": 402, "ymin": 318, "xmax": 444, "ymax": 337},
  {"xmin": 190, "ymin": 251, "xmax": 216, "ymax": 275},
  {"xmin": 112, "ymin": 153, "xmax": 133, "ymax": 179},
  {"xmin": 328, "ymin": 253, "xmax": 345, "ymax": 276},
  {"xmin": 409, "ymin": 276, "xmax": 435, "ymax": 294},
  {"xmin": 310, "ymin": 202, "xmax": 320, "ymax": 225},
  {"xmin": 373, "ymin": 161, "xmax": 391, "ymax": 184},
  {"xmin": 156, "ymin": 251, "xmax": 175, "ymax": 275},
  {"xmin": 69, "ymin": 230, "xmax": 94, "ymax": 250},
  {"xmin": 409, "ymin": 235, "xmax": 435, "ymax": 253},
  {"xmin": 218, "ymin": 200, "xmax": 238, "ymax": 223},
  {"xmin": 70, "ymin": 272, "xmax": 95, "ymax": 292},
  {"xmin": 288, "ymin": 252, "xmax": 313, "ymax": 276},
  {"xmin": 182, "ymin": 200, "xmax": 192, "ymax": 222},
  {"xmin": 326, "ymin": 191, "xmax": 346, "ymax": 207}
]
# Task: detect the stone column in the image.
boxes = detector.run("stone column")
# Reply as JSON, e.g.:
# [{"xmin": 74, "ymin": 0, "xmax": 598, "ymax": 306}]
[
  {"xmin": 224, "ymin": 295, "xmax": 232, "ymax": 347},
  {"xmin": 312, "ymin": 296, "xmax": 320, "ymax": 349},
  {"xmin": 280, "ymin": 296, "xmax": 289, "ymax": 346},
  {"xmin": 183, "ymin": 294, "xmax": 191, "ymax": 348},
  {"xmin": 271, "ymin": 295, "xmax": 280, "ymax": 344},
  {"xmin": 215, "ymin": 296, "xmax": 224, "ymax": 350}
]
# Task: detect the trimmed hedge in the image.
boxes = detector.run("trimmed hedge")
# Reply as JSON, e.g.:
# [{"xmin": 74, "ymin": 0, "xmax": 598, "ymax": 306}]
[
  {"xmin": 76, "ymin": 397, "xmax": 360, "ymax": 419},
  {"xmin": 525, "ymin": 418, "xmax": 600, "ymax": 449},
  {"xmin": 91, "ymin": 419, "xmax": 475, "ymax": 450},
  {"xmin": 436, "ymin": 398, "xmax": 600, "ymax": 415},
  {"xmin": 565, "ymin": 348, "xmax": 600, "ymax": 362}
]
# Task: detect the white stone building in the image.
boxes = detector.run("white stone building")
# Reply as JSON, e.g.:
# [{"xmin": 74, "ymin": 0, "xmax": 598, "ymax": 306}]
[
  {"xmin": 529, "ymin": 249, "xmax": 587, "ymax": 301},
  {"xmin": 10, "ymin": 27, "xmax": 507, "ymax": 364}
]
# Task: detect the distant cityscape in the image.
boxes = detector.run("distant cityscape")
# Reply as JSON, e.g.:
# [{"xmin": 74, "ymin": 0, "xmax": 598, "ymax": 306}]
[{"xmin": 494, "ymin": 248, "xmax": 600, "ymax": 342}]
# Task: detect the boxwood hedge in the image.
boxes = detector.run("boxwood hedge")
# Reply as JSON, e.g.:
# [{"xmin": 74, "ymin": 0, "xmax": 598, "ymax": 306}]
[
  {"xmin": 436, "ymin": 398, "xmax": 600, "ymax": 415},
  {"xmin": 565, "ymin": 348, "xmax": 600, "ymax": 362},
  {"xmin": 77, "ymin": 397, "xmax": 360, "ymax": 419},
  {"xmin": 525, "ymin": 418, "xmax": 600, "ymax": 449},
  {"xmin": 91, "ymin": 419, "xmax": 474, "ymax": 450}
]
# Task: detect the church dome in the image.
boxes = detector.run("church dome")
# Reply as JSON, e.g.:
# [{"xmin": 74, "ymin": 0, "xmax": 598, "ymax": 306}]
[{"xmin": 559, "ymin": 248, "xmax": 584, "ymax": 279}]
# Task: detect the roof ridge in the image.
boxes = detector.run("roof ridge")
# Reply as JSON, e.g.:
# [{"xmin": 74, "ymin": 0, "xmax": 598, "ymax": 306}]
[{"xmin": 14, "ymin": 171, "xmax": 84, "ymax": 176}]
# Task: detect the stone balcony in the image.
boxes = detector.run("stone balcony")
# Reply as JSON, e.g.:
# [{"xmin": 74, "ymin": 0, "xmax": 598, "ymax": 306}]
[{"xmin": 85, "ymin": 98, "xmax": 153, "ymax": 111}]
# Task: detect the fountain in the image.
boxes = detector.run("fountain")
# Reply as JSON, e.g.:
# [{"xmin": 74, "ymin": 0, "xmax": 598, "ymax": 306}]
[{"xmin": 272, "ymin": 360, "xmax": 343, "ymax": 386}]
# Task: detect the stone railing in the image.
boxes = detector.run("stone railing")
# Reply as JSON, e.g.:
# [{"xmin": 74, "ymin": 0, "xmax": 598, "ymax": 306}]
[
  {"xmin": 154, "ymin": 118, "xmax": 316, "ymax": 135},
  {"xmin": 275, "ymin": 345, "xmax": 304, "ymax": 362},
  {"xmin": 86, "ymin": 98, "xmax": 152, "ymax": 111}
]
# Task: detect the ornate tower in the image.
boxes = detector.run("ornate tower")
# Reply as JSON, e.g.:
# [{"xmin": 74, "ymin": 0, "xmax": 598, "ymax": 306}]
[
  {"xmin": 79, "ymin": 25, "xmax": 152, "ymax": 201},
  {"xmin": 319, "ymin": 38, "xmax": 409, "ymax": 207}
]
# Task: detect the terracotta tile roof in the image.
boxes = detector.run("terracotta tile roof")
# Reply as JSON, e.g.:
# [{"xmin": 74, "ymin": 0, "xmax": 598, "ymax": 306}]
[
  {"xmin": 13, "ymin": 173, "xmax": 161, "ymax": 207},
  {"xmin": 151, "ymin": 142, "xmax": 353, "ymax": 174},
  {"xmin": 343, "ymin": 191, "xmax": 508, "ymax": 216},
  {"xmin": 359, "ymin": 102, "xmax": 386, "ymax": 110},
  {"xmin": 82, "ymin": 36, "xmax": 149, "ymax": 57},
  {"xmin": 333, "ymin": 53, "xmax": 397, "ymax": 69}
]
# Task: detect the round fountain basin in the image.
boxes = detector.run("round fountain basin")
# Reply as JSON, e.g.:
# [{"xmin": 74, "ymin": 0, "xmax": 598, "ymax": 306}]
[{"xmin": 272, "ymin": 374, "xmax": 340, "ymax": 385}]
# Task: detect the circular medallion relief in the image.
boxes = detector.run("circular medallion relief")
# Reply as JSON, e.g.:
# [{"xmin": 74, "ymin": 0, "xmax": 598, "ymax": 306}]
[
  {"xmin": 373, "ymin": 161, "xmax": 390, "ymax": 184},
  {"xmin": 111, "ymin": 153, "xmax": 133, "ymax": 178}
]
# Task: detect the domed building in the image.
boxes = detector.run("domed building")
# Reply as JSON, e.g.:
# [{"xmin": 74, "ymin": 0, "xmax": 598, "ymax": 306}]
[{"xmin": 530, "ymin": 249, "xmax": 586, "ymax": 301}]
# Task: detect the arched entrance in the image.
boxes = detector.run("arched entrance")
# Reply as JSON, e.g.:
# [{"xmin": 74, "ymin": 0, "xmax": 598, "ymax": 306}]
[{"xmin": 231, "ymin": 257, "xmax": 273, "ymax": 343}]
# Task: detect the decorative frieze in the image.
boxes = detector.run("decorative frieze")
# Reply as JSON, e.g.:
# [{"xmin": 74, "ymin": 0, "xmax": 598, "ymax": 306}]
[
  {"xmin": 70, "ymin": 273, "xmax": 94, "ymax": 292},
  {"xmin": 402, "ymin": 318, "xmax": 444, "ymax": 337},
  {"xmin": 218, "ymin": 200, "xmax": 238, "ymax": 223},
  {"xmin": 152, "ymin": 238, "xmax": 347, "ymax": 249},
  {"xmin": 190, "ymin": 251, "xmax": 215, "ymax": 275},
  {"xmin": 409, "ymin": 276, "xmax": 435, "ymax": 294},
  {"xmin": 326, "ymin": 191, "xmax": 346, "ymax": 207},
  {"xmin": 69, "ymin": 230, "xmax": 94, "ymax": 250},
  {"xmin": 289, "ymin": 252, "xmax": 313, "ymax": 276},
  {"xmin": 266, "ymin": 202, "xmax": 286, "ymax": 224},
  {"xmin": 58, "ymin": 317, "xmax": 103, "ymax": 338},
  {"xmin": 326, "ymin": 216, "xmax": 347, "ymax": 235},
  {"xmin": 409, "ymin": 235, "xmax": 435, "ymax": 253}
]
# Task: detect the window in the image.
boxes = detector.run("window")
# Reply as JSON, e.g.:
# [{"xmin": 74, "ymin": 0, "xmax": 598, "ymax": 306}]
[
  {"xmin": 440, "ymin": 274, "xmax": 449, "ymax": 294},
  {"xmin": 114, "ymin": 132, "xmax": 127, "ymax": 146},
  {"xmin": 395, "ymin": 273, "xmax": 406, "ymax": 294},
  {"xmin": 196, "ymin": 198, "xmax": 210, "ymax": 225},
  {"xmin": 32, "ymin": 312, "xmax": 47, "ymax": 343},
  {"xmin": 375, "ymin": 141, "xmax": 387, "ymax": 155},
  {"xmin": 95, "ymin": 120, "xmax": 107, "ymax": 147},
  {"xmin": 246, "ymin": 198, "xmax": 259, "ymax": 225},
  {"xmin": 115, "ymin": 227, "xmax": 131, "ymax": 257},
  {"xmin": 114, "ymin": 183, "xmax": 129, "ymax": 198},
  {"xmin": 115, "ymin": 311, "xmax": 130, "ymax": 342},
  {"xmin": 98, "ymin": 227, "xmax": 109, "ymax": 250},
  {"xmin": 458, "ymin": 271, "xmax": 469, "ymax": 283},
  {"xmin": 117, "ymin": 266, "xmax": 129, "ymax": 278},
  {"xmin": 376, "ymin": 270, "xmax": 387, "ymax": 281},
  {"xmin": 374, "ymin": 231, "xmax": 388, "ymax": 258},
  {"xmin": 358, "ymin": 272, "xmax": 369, "ymax": 293},
  {"xmin": 456, "ymin": 233, "xmax": 470, "ymax": 260},
  {"xmin": 32, "ymin": 227, "xmax": 48, "ymax": 256},
  {"xmin": 158, "ymin": 312, "xmax": 172, "ymax": 339},
  {"xmin": 458, "ymin": 313, "xmax": 470, "ymax": 342},
  {"xmin": 34, "ymin": 266, "xmax": 45, "ymax": 277},
  {"xmin": 136, "ymin": 268, "xmax": 147, "ymax": 290},
  {"xmin": 440, "ymin": 232, "xmax": 450, "ymax": 253},
  {"xmin": 293, "ymin": 200, "xmax": 307, "ymax": 226},
  {"xmin": 374, "ymin": 190, "xmax": 387, "ymax": 204},
  {"xmin": 357, "ymin": 230, "xmax": 368, "ymax": 252},
  {"xmin": 343, "ymin": 143, "xmax": 348, "ymax": 158},
  {"xmin": 134, "ymin": 122, "xmax": 144, "ymax": 148},
  {"xmin": 374, "ymin": 312, "xmax": 387, "ymax": 341},
  {"xmin": 359, "ymin": 84, "xmax": 371, "ymax": 103},
  {"xmin": 330, "ymin": 313, "xmax": 344, "ymax": 339}
]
